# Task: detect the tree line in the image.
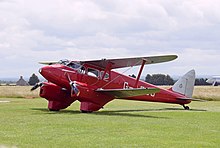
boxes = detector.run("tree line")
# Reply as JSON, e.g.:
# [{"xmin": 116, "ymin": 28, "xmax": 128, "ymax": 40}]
[
  {"xmin": 131, "ymin": 74, "xmax": 211, "ymax": 86},
  {"xmin": 145, "ymin": 74, "xmax": 174, "ymax": 85}
]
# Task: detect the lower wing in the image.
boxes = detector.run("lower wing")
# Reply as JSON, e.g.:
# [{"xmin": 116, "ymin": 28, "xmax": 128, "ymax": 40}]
[{"xmin": 96, "ymin": 88, "xmax": 160, "ymax": 99}]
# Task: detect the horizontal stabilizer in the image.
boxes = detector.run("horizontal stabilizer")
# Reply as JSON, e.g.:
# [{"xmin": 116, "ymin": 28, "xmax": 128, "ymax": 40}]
[
  {"xmin": 177, "ymin": 97, "xmax": 206, "ymax": 102},
  {"xmin": 96, "ymin": 88, "xmax": 160, "ymax": 99}
]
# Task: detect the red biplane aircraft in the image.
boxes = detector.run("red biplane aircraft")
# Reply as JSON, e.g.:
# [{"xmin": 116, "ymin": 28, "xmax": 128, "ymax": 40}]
[{"xmin": 31, "ymin": 55, "xmax": 200, "ymax": 112}]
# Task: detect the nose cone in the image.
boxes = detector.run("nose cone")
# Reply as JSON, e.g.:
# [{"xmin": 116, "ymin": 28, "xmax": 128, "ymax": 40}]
[
  {"xmin": 39, "ymin": 66, "xmax": 52, "ymax": 77},
  {"xmin": 39, "ymin": 65, "xmax": 61, "ymax": 82}
]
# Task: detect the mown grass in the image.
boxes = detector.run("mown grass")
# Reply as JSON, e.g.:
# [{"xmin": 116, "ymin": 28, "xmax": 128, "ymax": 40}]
[
  {"xmin": 1, "ymin": 86, "xmax": 220, "ymax": 147},
  {"xmin": 0, "ymin": 97, "xmax": 220, "ymax": 148}
]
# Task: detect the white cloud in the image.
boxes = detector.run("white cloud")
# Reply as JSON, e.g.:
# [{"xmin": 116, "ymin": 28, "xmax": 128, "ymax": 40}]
[
  {"xmin": 0, "ymin": 0, "xmax": 220, "ymax": 78},
  {"xmin": 176, "ymin": 48, "xmax": 220, "ymax": 74}
]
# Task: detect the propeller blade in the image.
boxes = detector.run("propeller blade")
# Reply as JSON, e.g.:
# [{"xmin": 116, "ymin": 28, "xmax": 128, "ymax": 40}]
[
  {"xmin": 70, "ymin": 81, "xmax": 80, "ymax": 96},
  {"xmin": 30, "ymin": 82, "xmax": 43, "ymax": 91}
]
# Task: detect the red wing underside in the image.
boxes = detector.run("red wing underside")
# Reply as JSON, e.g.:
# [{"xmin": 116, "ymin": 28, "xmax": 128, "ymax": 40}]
[{"xmin": 96, "ymin": 88, "xmax": 160, "ymax": 99}]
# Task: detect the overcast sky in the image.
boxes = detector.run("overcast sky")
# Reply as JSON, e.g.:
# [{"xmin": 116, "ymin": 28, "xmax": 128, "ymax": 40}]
[{"xmin": 0, "ymin": 0, "xmax": 220, "ymax": 79}]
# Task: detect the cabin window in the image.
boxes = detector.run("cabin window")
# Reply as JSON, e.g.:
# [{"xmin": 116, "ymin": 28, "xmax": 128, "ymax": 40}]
[
  {"xmin": 67, "ymin": 62, "xmax": 81, "ymax": 70},
  {"xmin": 88, "ymin": 68, "xmax": 99, "ymax": 78},
  {"xmin": 100, "ymin": 71, "xmax": 109, "ymax": 80}
]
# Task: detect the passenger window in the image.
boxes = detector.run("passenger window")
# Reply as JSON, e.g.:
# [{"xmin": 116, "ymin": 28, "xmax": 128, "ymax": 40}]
[
  {"xmin": 100, "ymin": 71, "xmax": 109, "ymax": 80},
  {"xmin": 78, "ymin": 66, "xmax": 86, "ymax": 74},
  {"xmin": 88, "ymin": 68, "xmax": 99, "ymax": 77}
]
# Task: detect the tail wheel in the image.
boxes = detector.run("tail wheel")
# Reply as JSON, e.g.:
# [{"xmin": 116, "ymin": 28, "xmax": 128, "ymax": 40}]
[{"xmin": 183, "ymin": 104, "xmax": 190, "ymax": 110}]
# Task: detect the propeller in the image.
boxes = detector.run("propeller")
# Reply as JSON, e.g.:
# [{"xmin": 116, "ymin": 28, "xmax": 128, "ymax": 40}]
[
  {"xmin": 70, "ymin": 81, "xmax": 80, "ymax": 97},
  {"xmin": 66, "ymin": 72, "xmax": 80, "ymax": 97},
  {"xmin": 30, "ymin": 82, "xmax": 43, "ymax": 91}
]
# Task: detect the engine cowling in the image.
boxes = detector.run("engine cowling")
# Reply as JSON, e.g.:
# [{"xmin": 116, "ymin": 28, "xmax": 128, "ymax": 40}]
[{"xmin": 40, "ymin": 82, "xmax": 76, "ymax": 111}]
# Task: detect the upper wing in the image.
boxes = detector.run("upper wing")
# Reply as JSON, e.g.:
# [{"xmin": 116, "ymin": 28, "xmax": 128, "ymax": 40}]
[
  {"xmin": 96, "ymin": 88, "xmax": 160, "ymax": 99},
  {"xmin": 39, "ymin": 55, "xmax": 178, "ymax": 70},
  {"xmin": 81, "ymin": 55, "xmax": 177, "ymax": 70}
]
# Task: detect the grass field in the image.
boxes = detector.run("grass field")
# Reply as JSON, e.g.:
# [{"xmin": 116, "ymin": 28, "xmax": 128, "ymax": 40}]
[{"xmin": 0, "ymin": 86, "xmax": 220, "ymax": 147}]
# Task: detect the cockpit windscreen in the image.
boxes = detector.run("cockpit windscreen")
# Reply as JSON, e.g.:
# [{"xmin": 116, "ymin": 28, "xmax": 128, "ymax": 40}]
[
  {"xmin": 58, "ymin": 59, "xmax": 82, "ymax": 70},
  {"xmin": 67, "ymin": 62, "xmax": 82, "ymax": 70}
]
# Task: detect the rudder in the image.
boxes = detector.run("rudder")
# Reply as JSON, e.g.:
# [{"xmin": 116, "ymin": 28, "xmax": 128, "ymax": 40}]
[{"xmin": 171, "ymin": 70, "xmax": 195, "ymax": 98}]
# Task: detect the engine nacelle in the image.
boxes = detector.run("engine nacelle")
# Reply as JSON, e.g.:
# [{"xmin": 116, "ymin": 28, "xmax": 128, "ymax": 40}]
[{"xmin": 40, "ymin": 82, "xmax": 76, "ymax": 111}]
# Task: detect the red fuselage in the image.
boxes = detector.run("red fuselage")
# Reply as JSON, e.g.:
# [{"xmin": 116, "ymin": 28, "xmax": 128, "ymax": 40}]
[{"xmin": 38, "ymin": 63, "xmax": 190, "ymax": 112}]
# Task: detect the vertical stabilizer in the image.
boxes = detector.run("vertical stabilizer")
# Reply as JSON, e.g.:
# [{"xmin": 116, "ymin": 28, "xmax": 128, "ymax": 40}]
[{"xmin": 171, "ymin": 70, "xmax": 195, "ymax": 98}]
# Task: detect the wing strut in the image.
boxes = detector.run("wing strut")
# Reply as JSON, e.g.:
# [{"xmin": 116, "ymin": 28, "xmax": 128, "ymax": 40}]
[
  {"xmin": 134, "ymin": 59, "xmax": 147, "ymax": 88},
  {"xmin": 101, "ymin": 62, "xmax": 112, "ymax": 80}
]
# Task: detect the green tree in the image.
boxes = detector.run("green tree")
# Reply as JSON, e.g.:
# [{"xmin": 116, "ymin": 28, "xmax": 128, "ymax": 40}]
[
  {"xmin": 145, "ymin": 74, "xmax": 174, "ymax": 85},
  {"xmin": 28, "ymin": 73, "xmax": 40, "ymax": 86},
  {"xmin": 145, "ymin": 74, "xmax": 152, "ymax": 83},
  {"xmin": 165, "ymin": 75, "xmax": 174, "ymax": 85}
]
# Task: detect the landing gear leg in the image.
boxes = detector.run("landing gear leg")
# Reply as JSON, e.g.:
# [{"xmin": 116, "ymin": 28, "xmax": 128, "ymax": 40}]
[{"xmin": 183, "ymin": 104, "xmax": 190, "ymax": 110}]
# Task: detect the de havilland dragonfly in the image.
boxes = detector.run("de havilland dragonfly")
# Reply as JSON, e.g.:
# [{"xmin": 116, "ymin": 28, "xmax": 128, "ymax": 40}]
[{"xmin": 31, "ymin": 55, "xmax": 202, "ymax": 112}]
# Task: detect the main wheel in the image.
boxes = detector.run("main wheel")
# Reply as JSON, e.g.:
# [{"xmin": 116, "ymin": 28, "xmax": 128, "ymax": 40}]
[
  {"xmin": 81, "ymin": 110, "xmax": 93, "ymax": 113},
  {"xmin": 49, "ymin": 109, "xmax": 60, "ymax": 112}
]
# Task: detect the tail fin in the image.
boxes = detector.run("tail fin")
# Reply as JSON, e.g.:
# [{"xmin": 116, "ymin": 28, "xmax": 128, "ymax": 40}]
[{"xmin": 171, "ymin": 70, "xmax": 195, "ymax": 98}]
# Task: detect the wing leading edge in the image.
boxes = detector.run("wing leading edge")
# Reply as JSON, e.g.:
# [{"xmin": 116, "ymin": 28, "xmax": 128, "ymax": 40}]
[{"xmin": 96, "ymin": 88, "xmax": 160, "ymax": 99}]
